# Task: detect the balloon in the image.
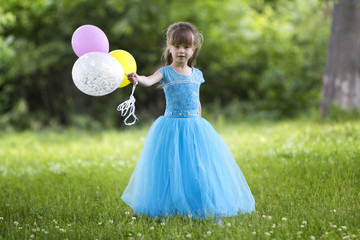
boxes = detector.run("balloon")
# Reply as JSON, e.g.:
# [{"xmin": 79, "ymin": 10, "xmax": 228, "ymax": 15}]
[
  {"xmin": 109, "ymin": 50, "xmax": 137, "ymax": 88},
  {"xmin": 71, "ymin": 25, "xmax": 109, "ymax": 57},
  {"xmin": 72, "ymin": 52, "xmax": 124, "ymax": 96}
]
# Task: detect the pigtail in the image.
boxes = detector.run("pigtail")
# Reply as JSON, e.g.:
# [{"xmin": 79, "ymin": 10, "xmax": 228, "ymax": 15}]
[{"xmin": 162, "ymin": 48, "xmax": 173, "ymax": 66}]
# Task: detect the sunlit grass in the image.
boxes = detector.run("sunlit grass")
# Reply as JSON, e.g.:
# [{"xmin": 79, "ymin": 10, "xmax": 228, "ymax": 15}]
[{"xmin": 0, "ymin": 119, "xmax": 359, "ymax": 239}]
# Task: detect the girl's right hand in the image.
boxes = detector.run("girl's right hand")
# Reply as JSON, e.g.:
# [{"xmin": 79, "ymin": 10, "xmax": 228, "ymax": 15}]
[{"xmin": 127, "ymin": 72, "xmax": 139, "ymax": 84}]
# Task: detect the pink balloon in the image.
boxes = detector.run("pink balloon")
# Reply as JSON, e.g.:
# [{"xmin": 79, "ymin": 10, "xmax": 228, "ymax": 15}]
[{"xmin": 71, "ymin": 25, "xmax": 109, "ymax": 57}]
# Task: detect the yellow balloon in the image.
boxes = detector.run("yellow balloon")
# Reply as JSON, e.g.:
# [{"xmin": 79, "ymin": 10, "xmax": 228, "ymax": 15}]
[{"xmin": 109, "ymin": 50, "xmax": 137, "ymax": 88}]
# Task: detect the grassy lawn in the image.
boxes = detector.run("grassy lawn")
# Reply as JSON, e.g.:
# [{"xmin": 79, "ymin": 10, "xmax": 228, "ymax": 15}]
[{"xmin": 0, "ymin": 119, "xmax": 359, "ymax": 239}]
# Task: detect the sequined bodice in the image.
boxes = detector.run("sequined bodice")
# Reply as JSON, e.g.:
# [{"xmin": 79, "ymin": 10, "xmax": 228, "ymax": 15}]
[{"xmin": 158, "ymin": 66, "xmax": 205, "ymax": 118}]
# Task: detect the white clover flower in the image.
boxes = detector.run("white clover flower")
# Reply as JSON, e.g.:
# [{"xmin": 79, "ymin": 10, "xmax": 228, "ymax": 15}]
[
  {"xmin": 302, "ymin": 221, "xmax": 307, "ymax": 225},
  {"xmin": 160, "ymin": 222, "xmax": 165, "ymax": 226},
  {"xmin": 332, "ymin": 225, "xmax": 337, "ymax": 228},
  {"xmin": 32, "ymin": 229, "xmax": 37, "ymax": 232},
  {"xmin": 342, "ymin": 236, "xmax": 350, "ymax": 239},
  {"xmin": 55, "ymin": 226, "xmax": 59, "ymax": 229},
  {"xmin": 252, "ymin": 231, "xmax": 256, "ymax": 236},
  {"xmin": 53, "ymin": 219, "xmax": 58, "ymax": 224},
  {"xmin": 30, "ymin": 234, "xmax": 34, "ymax": 239},
  {"xmin": 270, "ymin": 231, "xmax": 273, "ymax": 234},
  {"xmin": 6, "ymin": 204, "xmax": 10, "ymax": 207},
  {"xmin": 330, "ymin": 209, "xmax": 336, "ymax": 213},
  {"xmin": 13, "ymin": 221, "xmax": 19, "ymax": 226},
  {"xmin": 324, "ymin": 232, "xmax": 329, "ymax": 235},
  {"xmin": 186, "ymin": 233, "xmax": 191, "ymax": 238},
  {"xmin": 207, "ymin": 231, "xmax": 212, "ymax": 235},
  {"xmin": 129, "ymin": 221, "xmax": 133, "ymax": 225},
  {"xmin": 36, "ymin": 228, "xmax": 40, "ymax": 232},
  {"xmin": 109, "ymin": 220, "xmax": 113, "ymax": 224},
  {"xmin": 300, "ymin": 225, "xmax": 305, "ymax": 228},
  {"xmin": 297, "ymin": 231, "xmax": 303, "ymax": 235},
  {"xmin": 310, "ymin": 236, "xmax": 315, "ymax": 240},
  {"xmin": 338, "ymin": 228, "xmax": 342, "ymax": 231},
  {"xmin": 265, "ymin": 232, "xmax": 270, "ymax": 236},
  {"xmin": 33, "ymin": 222, "xmax": 37, "ymax": 226},
  {"xmin": 125, "ymin": 211, "xmax": 130, "ymax": 216},
  {"xmin": 44, "ymin": 231, "xmax": 48, "ymax": 234},
  {"xmin": 0, "ymin": 217, "xmax": 3, "ymax": 220},
  {"xmin": 137, "ymin": 233, "xmax": 142, "ymax": 237},
  {"xmin": 262, "ymin": 215, "xmax": 266, "ymax": 218},
  {"xmin": 150, "ymin": 226, "xmax": 155, "ymax": 231},
  {"xmin": 41, "ymin": 229, "xmax": 45, "ymax": 232},
  {"xmin": 281, "ymin": 217, "xmax": 288, "ymax": 222},
  {"xmin": 271, "ymin": 224, "xmax": 276, "ymax": 228},
  {"xmin": 98, "ymin": 222, "xmax": 102, "ymax": 225},
  {"xmin": 267, "ymin": 216, "xmax": 272, "ymax": 221},
  {"xmin": 60, "ymin": 228, "xmax": 66, "ymax": 233},
  {"xmin": 226, "ymin": 223, "xmax": 231, "ymax": 228},
  {"xmin": 132, "ymin": 217, "xmax": 136, "ymax": 220},
  {"xmin": 18, "ymin": 227, "xmax": 23, "ymax": 230},
  {"xmin": 341, "ymin": 226, "xmax": 347, "ymax": 230},
  {"xmin": 68, "ymin": 223, "xmax": 72, "ymax": 227}
]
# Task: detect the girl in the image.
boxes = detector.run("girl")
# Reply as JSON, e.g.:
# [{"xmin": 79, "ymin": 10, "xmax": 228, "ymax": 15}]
[{"xmin": 122, "ymin": 22, "xmax": 255, "ymax": 219}]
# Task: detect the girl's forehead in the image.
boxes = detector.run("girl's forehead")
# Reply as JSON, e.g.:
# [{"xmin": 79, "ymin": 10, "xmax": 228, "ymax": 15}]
[
  {"xmin": 169, "ymin": 30, "xmax": 194, "ymax": 46},
  {"xmin": 170, "ymin": 43, "xmax": 193, "ymax": 46}
]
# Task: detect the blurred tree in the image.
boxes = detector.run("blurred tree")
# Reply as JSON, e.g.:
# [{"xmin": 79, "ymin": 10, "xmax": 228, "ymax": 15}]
[
  {"xmin": 320, "ymin": 0, "xmax": 360, "ymax": 117},
  {"xmin": 0, "ymin": 0, "xmax": 330, "ymax": 129}
]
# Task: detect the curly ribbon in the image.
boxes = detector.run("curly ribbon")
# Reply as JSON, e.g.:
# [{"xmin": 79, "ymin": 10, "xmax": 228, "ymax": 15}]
[{"xmin": 117, "ymin": 82, "xmax": 138, "ymax": 126}]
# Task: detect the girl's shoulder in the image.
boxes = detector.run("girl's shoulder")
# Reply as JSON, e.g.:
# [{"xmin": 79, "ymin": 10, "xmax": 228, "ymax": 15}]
[
  {"xmin": 156, "ymin": 66, "xmax": 171, "ymax": 78},
  {"xmin": 192, "ymin": 67, "xmax": 205, "ymax": 84},
  {"xmin": 157, "ymin": 66, "xmax": 205, "ymax": 84},
  {"xmin": 157, "ymin": 66, "xmax": 202, "ymax": 76},
  {"xmin": 192, "ymin": 67, "xmax": 203, "ymax": 76}
]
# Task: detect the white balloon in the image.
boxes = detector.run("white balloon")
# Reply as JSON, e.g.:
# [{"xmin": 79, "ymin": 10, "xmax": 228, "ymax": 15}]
[{"xmin": 72, "ymin": 52, "xmax": 124, "ymax": 96}]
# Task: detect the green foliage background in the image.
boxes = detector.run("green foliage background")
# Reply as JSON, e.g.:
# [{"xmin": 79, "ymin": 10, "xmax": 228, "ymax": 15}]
[{"xmin": 0, "ymin": 0, "xmax": 331, "ymax": 129}]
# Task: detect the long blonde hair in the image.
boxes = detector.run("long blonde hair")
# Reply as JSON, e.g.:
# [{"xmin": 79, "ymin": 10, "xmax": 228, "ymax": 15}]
[{"xmin": 162, "ymin": 22, "xmax": 203, "ymax": 67}]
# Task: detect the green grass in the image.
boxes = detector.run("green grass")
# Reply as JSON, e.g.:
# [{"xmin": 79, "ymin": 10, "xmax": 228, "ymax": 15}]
[{"xmin": 0, "ymin": 119, "xmax": 359, "ymax": 239}]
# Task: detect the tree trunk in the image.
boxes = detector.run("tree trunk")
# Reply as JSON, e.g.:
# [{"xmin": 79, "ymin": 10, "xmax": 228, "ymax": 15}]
[{"xmin": 320, "ymin": 0, "xmax": 360, "ymax": 117}]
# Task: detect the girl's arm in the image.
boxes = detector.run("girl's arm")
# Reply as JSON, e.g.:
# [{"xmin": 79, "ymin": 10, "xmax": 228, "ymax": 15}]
[{"xmin": 127, "ymin": 72, "xmax": 162, "ymax": 87}]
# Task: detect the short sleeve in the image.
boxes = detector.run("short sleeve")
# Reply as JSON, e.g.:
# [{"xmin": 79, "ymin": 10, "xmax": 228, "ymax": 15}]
[
  {"xmin": 157, "ymin": 67, "xmax": 167, "ymax": 84},
  {"xmin": 198, "ymin": 69, "xmax": 205, "ymax": 84}
]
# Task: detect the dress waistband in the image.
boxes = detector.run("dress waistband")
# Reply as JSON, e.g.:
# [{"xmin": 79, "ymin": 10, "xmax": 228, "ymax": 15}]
[{"xmin": 164, "ymin": 109, "xmax": 200, "ymax": 118}]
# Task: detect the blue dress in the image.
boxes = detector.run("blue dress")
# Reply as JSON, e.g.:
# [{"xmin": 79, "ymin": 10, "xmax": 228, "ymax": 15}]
[{"xmin": 121, "ymin": 66, "xmax": 255, "ymax": 219}]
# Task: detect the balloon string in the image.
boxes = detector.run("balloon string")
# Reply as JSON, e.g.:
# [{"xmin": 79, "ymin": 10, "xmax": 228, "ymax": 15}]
[{"xmin": 117, "ymin": 82, "xmax": 138, "ymax": 126}]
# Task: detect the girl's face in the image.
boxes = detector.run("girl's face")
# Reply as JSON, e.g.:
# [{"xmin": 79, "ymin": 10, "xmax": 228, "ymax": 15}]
[{"xmin": 169, "ymin": 44, "xmax": 194, "ymax": 65}]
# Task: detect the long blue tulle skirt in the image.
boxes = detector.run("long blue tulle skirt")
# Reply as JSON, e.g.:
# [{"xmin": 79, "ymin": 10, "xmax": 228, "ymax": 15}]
[{"xmin": 121, "ymin": 116, "xmax": 255, "ymax": 219}]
